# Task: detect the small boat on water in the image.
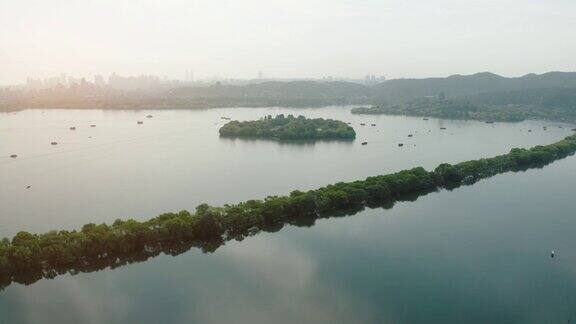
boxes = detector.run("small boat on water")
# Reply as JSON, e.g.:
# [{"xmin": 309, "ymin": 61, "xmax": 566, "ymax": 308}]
[
  {"xmin": 398, "ymin": 143, "xmax": 404, "ymax": 147},
  {"xmin": 70, "ymin": 126, "xmax": 76, "ymax": 130},
  {"xmin": 528, "ymin": 129, "xmax": 532, "ymax": 132},
  {"xmin": 361, "ymin": 142, "xmax": 368, "ymax": 145},
  {"xmin": 50, "ymin": 142, "xmax": 58, "ymax": 146},
  {"xmin": 146, "ymin": 115, "xmax": 153, "ymax": 118},
  {"xmin": 360, "ymin": 123, "xmax": 366, "ymax": 126},
  {"xmin": 371, "ymin": 124, "xmax": 376, "ymax": 126},
  {"xmin": 137, "ymin": 121, "xmax": 144, "ymax": 125},
  {"xmin": 423, "ymin": 118, "xmax": 429, "ymax": 121},
  {"xmin": 551, "ymin": 250, "xmax": 555, "ymax": 258},
  {"xmin": 90, "ymin": 124, "xmax": 96, "ymax": 127},
  {"xmin": 10, "ymin": 154, "xmax": 17, "ymax": 158},
  {"xmin": 408, "ymin": 134, "xmax": 413, "ymax": 137},
  {"xmin": 440, "ymin": 127, "xmax": 446, "ymax": 130}
]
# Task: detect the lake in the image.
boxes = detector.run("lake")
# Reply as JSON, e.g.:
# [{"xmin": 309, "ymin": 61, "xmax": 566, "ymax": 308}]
[{"xmin": 1, "ymin": 107, "xmax": 575, "ymax": 323}]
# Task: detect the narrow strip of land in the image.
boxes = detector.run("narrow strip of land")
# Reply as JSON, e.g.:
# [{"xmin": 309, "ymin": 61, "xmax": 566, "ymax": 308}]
[{"xmin": 1, "ymin": 133, "xmax": 576, "ymax": 289}]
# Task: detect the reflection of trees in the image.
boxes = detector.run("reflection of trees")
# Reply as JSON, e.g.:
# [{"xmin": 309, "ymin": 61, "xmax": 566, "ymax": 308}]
[
  {"xmin": 0, "ymin": 189, "xmax": 435, "ymax": 291},
  {"xmin": 1, "ymin": 134, "xmax": 575, "ymax": 292},
  {"xmin": 0, "ymin": 163, "xmax": 552, "ymax": 291}
]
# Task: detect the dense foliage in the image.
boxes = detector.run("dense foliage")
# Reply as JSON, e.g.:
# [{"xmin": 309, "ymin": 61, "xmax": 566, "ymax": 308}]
[
  {"xmin": 219, "ymin": 114, "xmax": 356, "ymax": 140},
  {"xmin": 463, "ymin": 87, "xmax": 576, "ymax": 122},
  {"xmin": 351, "ymin": 99, "xmax": 528, "ymax": 122},
  {"xmin": 2, "ymin": 134, "xmax": 576, "ymax": 289},
  {"xmin": 354, "ymin": 86, "xmax": 576, "ymax": 123}
]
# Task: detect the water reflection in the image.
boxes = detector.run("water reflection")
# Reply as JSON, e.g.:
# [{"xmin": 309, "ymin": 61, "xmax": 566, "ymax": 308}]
[
  {"xmin": 1, "ymin": 159, "xmax": 556, "ymax": 292},
  {"xmin": 0, "ymin": 192, "xmax": 431, "ymax": 291},
  {"xmin": 2, "ymin": 160, "xmax": 576, "ymax": 323},
  {"xmin": 219, "ymin": 137, "xmax": 355, "ymax": 147}
]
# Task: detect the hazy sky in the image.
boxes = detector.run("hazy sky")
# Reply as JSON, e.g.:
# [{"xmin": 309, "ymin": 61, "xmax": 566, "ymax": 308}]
[{"xmin": 1, "ymin": 0, "xmax": 575, "ymax": 84}]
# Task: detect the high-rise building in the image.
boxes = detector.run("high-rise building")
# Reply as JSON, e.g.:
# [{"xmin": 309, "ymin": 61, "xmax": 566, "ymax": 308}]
[
  {"xmin": 94, "ymin": 75, "xmax": 105, "ymax": 87},
  {"xmin": 60, "ymin": 73, "xmax": 67, "ymax": 86}
]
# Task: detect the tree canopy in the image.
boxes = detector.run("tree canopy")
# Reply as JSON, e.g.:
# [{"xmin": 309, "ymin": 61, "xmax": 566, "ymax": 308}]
[
  {"xmin": 219, "ymin": 114, "xmax": 356, "ymax": 140},
  {"xmin": 351, "ymin": 99, "xmax": 527, "ymax": 122}
]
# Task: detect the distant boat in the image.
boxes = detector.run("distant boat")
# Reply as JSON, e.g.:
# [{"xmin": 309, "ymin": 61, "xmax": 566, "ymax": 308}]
[
  {"xmin": 371, "ymin": 124, "xmax": 376, "ymax": 126},
  {"xmin": 69, "ymin": 126, "xmax": 76, "ymax": 130},
  {"xmin": 146, "ymin": 115, "xmax": 153, "ymax": 118},
  {"xmin": 408, "ymin": 134, "xmax": 413, "ymax": 137},
  {"xmin": 528, "ymin": 129, "xmax": 532, "ymax": 132},
  {"xmin": 90, "ymin": 124, "xmax": 96, "ymax": 127},
  {"xmin": 398, "ymin": 143, "xmax": 404, "ymax": 147},
  {"xmin": 361, "ymin": 142, "xmax": 368, "ymax": 145},
  {"xmin": 423, "ymin": 118, "xmax": 429, "ymax": 121},
  {"xmin": 10, "ymin": 154, "xmax": 17, "ymax": 158},
  {"xmin": 551, "ymin": 250, "xmax": 555, "ymax": 258},
  {"xmin": 485, "ymin": 121, "xmax": 495, "ymax": 124},
  {"xmin": 26, "ymin": 185, "xmax": 31, "ymax": 189},
  {"xmin": 50, "ymin": 141, "xmax": 58, "ymax": 146},
  {"xmin": 440, "ymin": 127, "xmax": 446, "ymax": 130},
  {"xmin": 220, "ymin": 117, "xmax": 231, "ymax": 120},
  {"xmin": 360, "ymin": 123, "xmax": 366, "ymax": 126},
  {"xmin": 137, "ymin": 121, "xmax": 144, "ymax": 125}
]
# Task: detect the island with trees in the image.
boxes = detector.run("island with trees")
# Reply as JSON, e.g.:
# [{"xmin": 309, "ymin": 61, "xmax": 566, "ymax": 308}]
[
  {"xmin": 2, "ymin": 133, "xmax": 576, "ymax": 289},
  {"xmin": 219, "ymin": 114, "xmax": 356, "ymax": 140}
]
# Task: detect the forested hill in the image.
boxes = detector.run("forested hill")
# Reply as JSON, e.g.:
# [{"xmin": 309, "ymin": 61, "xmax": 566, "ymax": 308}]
[
  {"xmin": 464, "ymin": 87, "xmax": 576, "ymax": 109},
  {"xmin": 374, "ymin": 72, "xmax": 576, "ymax": 99},
  {"xmin": 168, "ymin": 72, "xmax": 576, "ymax": 100}
]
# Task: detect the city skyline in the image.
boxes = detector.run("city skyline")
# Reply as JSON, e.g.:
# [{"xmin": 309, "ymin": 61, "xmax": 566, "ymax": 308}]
[
  {"xmin": 7, "ymin": 71, "xmax": 389, "ymax": 90},
  {"xmin": 1, "ymin": 0, "xmax": 575, "ymax": 85}
]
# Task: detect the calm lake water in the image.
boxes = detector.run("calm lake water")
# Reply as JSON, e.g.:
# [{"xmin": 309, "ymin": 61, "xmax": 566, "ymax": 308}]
[{"xmin": 0, "ymin": 107, "xmax": 575, "ymax": 323}]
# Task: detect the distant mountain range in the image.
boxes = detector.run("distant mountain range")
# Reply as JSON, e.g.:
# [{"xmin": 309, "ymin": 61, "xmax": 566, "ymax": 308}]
[
  {"xmin": 167, "ymin": 71, "xmax": 576, "ymax": 100},
  {"xmin": 2, "ymin": 72, "xmax": 576, "ymax": 118},
  {"xmin": 374, "ymin": 71, "xmax": 576, "ymax": 99}
]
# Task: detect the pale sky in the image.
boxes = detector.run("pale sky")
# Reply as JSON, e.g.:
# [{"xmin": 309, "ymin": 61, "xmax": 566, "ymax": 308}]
[{"xmin": 1, "ymin": 0, "xmax": 575, "ymax": 85}]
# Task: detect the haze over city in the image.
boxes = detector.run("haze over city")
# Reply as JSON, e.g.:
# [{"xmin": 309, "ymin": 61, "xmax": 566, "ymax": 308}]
[
  {"xmin": 4, "ymin": 1, "xmax": 576, "ymax": 323},
  {"xmin": 1, "ymin": 0, "xmax": 576, "ymax": 85}
]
